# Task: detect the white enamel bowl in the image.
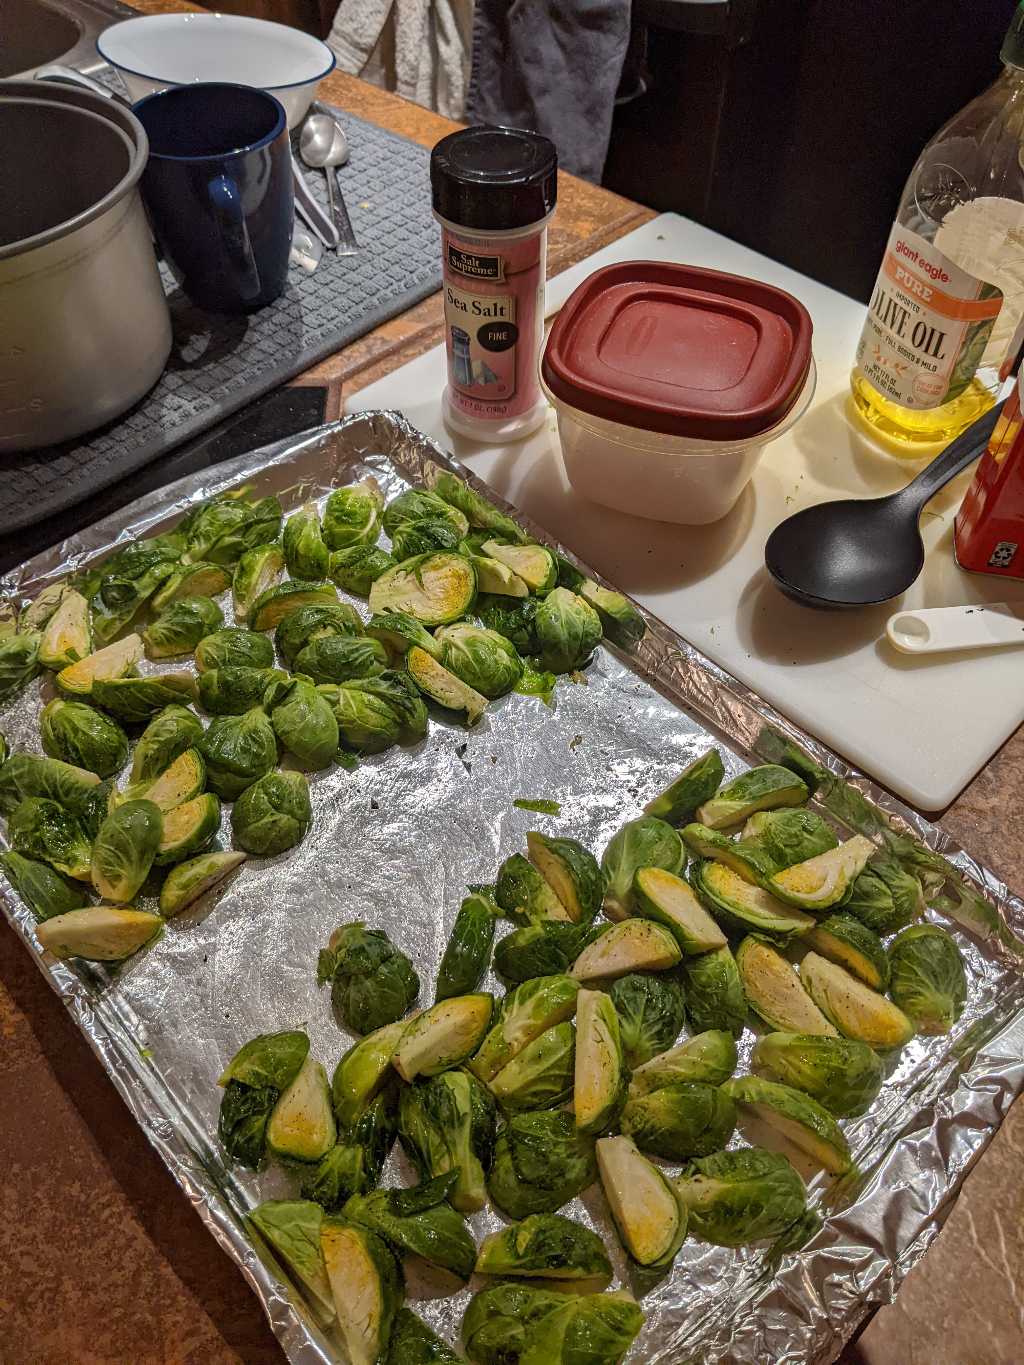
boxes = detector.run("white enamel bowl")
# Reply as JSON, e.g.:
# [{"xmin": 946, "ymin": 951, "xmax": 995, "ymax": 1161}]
[{"xmin": 97, "ymin": 13, "xmax": 336, "ymax": 128}]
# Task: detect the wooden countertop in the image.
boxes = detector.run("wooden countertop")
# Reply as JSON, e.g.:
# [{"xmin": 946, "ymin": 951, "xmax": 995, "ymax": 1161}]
[{"xmin": 3, "ymin": 10, "xmax": 1024, "ymax": 1365}]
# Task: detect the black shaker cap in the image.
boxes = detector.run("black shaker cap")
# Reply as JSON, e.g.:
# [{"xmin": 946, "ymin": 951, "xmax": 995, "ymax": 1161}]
[{"xmin": 431, "ymin": 125, "xmax": 558, "ymax": 232}]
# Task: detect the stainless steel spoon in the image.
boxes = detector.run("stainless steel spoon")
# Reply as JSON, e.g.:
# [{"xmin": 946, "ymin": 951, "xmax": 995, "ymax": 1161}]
[{"xmin": 299, "ymin": 112, "xmax": 359, "ymax": 255}]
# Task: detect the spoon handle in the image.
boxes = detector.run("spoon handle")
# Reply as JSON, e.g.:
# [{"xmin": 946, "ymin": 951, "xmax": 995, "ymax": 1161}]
[{"xmin": 894, "ymin": 400, "xmax": 1005, "ymax": 510}]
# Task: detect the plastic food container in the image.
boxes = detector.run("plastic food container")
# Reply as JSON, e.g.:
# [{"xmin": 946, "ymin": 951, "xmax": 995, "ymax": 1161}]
[{"xmin": 541, "ymin": 261, "xmax": 815, "ymax": 524}]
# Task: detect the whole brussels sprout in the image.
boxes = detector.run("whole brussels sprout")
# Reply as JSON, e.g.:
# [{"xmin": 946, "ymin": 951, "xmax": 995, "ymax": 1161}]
[
  {"xmin": 130, "ymin": 705, "xmax": 204, "ymax": 783},
  {"xmin": 293, "ymin": 635, "xmax": 387, "ymax": 685},
  {"xmin": 621, "ymin": 1081, "xmax": 736, "ymax": 1160},
  {"xmin": 0, "ymin": 850, "xmax": 90, "ymax": 920},
  {"xmin": 231, "ymin": 769, "xmax": 312, "ymax": 856},
  {"xmin": 424, "ymin": 468, "xmax": 526, "ymax": 543},
  {"xmin": 194, "ymin": 627, "xmax": 275, "ymax": 674},
  {"xmin": 323, "ymin": 478, "xmax": 385, "ymax": 550},
  {"xmin": 535, "ymin": 588, "xmax": 602, "ymax": 674},
  {"xmin": 199, "ymin": 707, "xmax": 278, "ymax": 799},
  {"xmin": 283, "ymin": 502, "xmax": 330, "ymax": 580},
  {"xmin": 40, "ymin": 698, "xmax": 129, "ymax": 779},
  {"xmin": 318, "ymin": 922, "xmax": 420, "ymax": 1033},
  {"xmin": 274, "ymin": 602, "xmax": 364, "ymax": 668},
  {"xmin": 143, "ymin": 596, "xmax": 223, "ymax": 659},
  {"xmin": 181, "ymin": 494, "xmax": 256, "ymax": 563},
  {"xmin": 435, "ymin": 622, "xmax": 523, "ymax": 699},
  {"xmin": 231, "ymin": 544, "xmax": 285, "ymax": 622},
  {"xmin": 391, "ymin": 516, "xmax": 461, "ymax": 560},
  {"xmin": 381, "ymin": 487, "xmax": 469, "ymax": 540},
  {"xmin": 198, "ymin": 666, "xmax": 286, "ymax": 716},
  {"xmin": 601, "ymin": 816, "xmax": 685, "ymax": 920},
  {"xmin": 752, "ymin": 1032, "xmax": 884, "ymax": 1117},
  {"xmin": 609, "ymin": 973, "xmax": 687, "ymax": 1070},
  {"xmin": 488, "ymin": 1110, "xmax": 598, "ymax": 1219},
  {"xmin": 318, "ymin": 682, "xmax": 404, "ymax": 755},
  {"xmin": 887, "ymin": 924, "xmax": 966, "ymax": 1035},
  {"xmin": 91, "ymin": 674, "xmax": 197, "ymax": 723},
  {"xmin": 9, "ymin": 797, "xmax": 92, "ymax": 880},
  {"xmin": 263, "ymin": 676, "xmax": 339, "ymax": 770},
  {"xmin": 0, "ymin": 630, "xmax": 42, "ymax": 702},
  {"xmin": 348, "ymin": 671, "xmax": 429, "ymax": 745},
  {"xmin": 91, "ymin": 799, "xmax": 162, "ymax": 901},
  {"xmin": 743, "ymin": 808, "xmax": 839, "ymax": 868},
  {"xmin": 462, "ymin": 1282, "xmax": 643, "ymax": 1365},
  {"xmin": 329, "ymin": 545, "xmax": 395, "ymax": 596},
  {"xmin": 476, "ymin": 594, "xmax": 539, "ymax": 656},
  {"xmin": 672, "ymin": 1147, "xmax": 807, "ymax": 1247},
  {"xmin": 0, "ymin": 752, "xmax": 101, "ymax": 818}
]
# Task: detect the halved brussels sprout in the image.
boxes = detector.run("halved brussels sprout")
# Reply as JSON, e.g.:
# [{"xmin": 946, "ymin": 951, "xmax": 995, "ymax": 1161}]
[
  {"xmin": 489, "ymin": 1021, "xmax": 576, "ymax": 1113},
  {"xmin": 248, "ymin": 1199, "xmax": 335, "ymax": 1327},
  {"xmin": 391, "ymin": 992, "xmax": 493, "ymax": 1081},
  {"xmin": 574, "ymin": 988, "xmax": 624, "ymax": 1135},
  {"xmin": 493, "ymin": 922, "xmax": 605, "ymax": 984},
  {"xmin": 382, "ymin": 487, "xmax": 469, "ymax": 541},
  {"xmin": 152, "ymin": 561, "xmax": 232, "ymax": 612},
  {"xmin": 495, "ymin": 853, "xmax": 571, "ymax": 925},
  {"xmin": 887, "ymin": 924, "xmax": 966, "ymax": 1035},
  {"xmin": 35, "ymin": 905, "xmax": 161, "ymax": 961},
  {"xmin": 407, "ymin": 646, "xmax": 488, "ymax": 725},
  {"xmin": 320, "ymin": 1219, "xmax": 402, "ymax": 1365},
  {"xmin": 182, "ymin": 491, "xmax": 278, "ymax": 564},
  {"xmin": 365, "ymin": 610, "xmax": 441, "ymax": 662},
  {"xmin": 643, "ymin": 748, "xmax": 725, "ymax": 825},
  {"xmin": 130, "ymin": 705, "xmax": 204, "ymax": 783},
  {"xmin": 424, "ymin": 468, "xmax": 526, "ymax": 540},
  {"xmin": 90, "ymin": 555, "xmax": 177, "ymax": 642},
  {"xmin": 275, "ymin": 602, "xmax": 364, "ymax": 667},
  {"xmin": 329, "ymin": 545, "xmax": 395, "ymax": 596},
  {"xmin": 391, "ymin": 516, "xmax": 461, "ymax": 560},
  {"xmin": 807, "ymin": 914, "xmax": 889, "ymax": 990},
  {"xmin": 870, "ymin": 857, "xmax": 927, "ymax": 931},
  {"xmin": 398, "ymin": 1069, "xmax": 497, "ymax": 1213},
  {"xmin": 219, "ymin": 1079, "xmax": 277, "ymax": 1169},
  {"xmin": 461, "ymin": 1284, "xmax": 643, "ymax": 1365},
  {"xmin": 319, "ymin": 682, "xmax": 404, "ymax": 755},
  {"xmin": 476, "ymin": 1213, "xmax": 611, "ymax": 1281},
  {"xmin": 476, "ymin": 596, "xmax": 538, "ymax": 657},
  {"xmin": 92, "ymin": 673, "xmax": 197, "ymax": 723},
  {"xmin": 696, "ymin": 764, "xmax": 809, "ymax": 830},
  {"xmin": 343, "ymin": 1173, "xmax": 475, "ymax": 1281},
  {"xmin": 752, "ymin": 1032, "xmax": 884, "ymax": 1118},
  {"xmin": 155, "ymin": 792, "xmax": 220, "ymax": 864},
  {"xmin": 264, "ymin": 676, "xmax": 339, "ymax": 770},
  {"xmin": 692, "ymin": 860, "xmax": 815, "ymax": 939},
  {"xmin": 622, "ymin": 1081, "xmax": 736, "ymax": 1160},
  {"xmin": 628, "ymin": 1030, "xmax": 738, "ymax": 1098},
  {"xmin": 283, "ymin": 502, "xmax": 330, "ymax": 580},
  {"xmin": 219, "ymin": 1029, "xmax": 310, "ymax": 1089},
  {"xmin": 249, "ymin": 580, "xmax": 339, "ymax": 631},
  {"xmin": 7, "ymin": 798, "xmax": 88, "ymax": 881},
  {"xmin": 633, "ymin": 866, "xmax": 728, "ymax": 954},
  {"xmin": 436, "ymin": 892, "xmax": 498, "ymax": 1001},
  {"xmin": 332, "ymin": 1019, "xmax": 408, "ymax": 1129},
  {"xmin": 130, "ymin": 747, "xmax": 205, "ymax": 812},
  {"xmin": 736, "ymin": 935, "xmax": 837, "ymax": 1035},
  {"xmin": 198, "ymin": 665, "xmax": 286, "ymax": 716},
  {"xmin": 40, "ymin": 699, "xmax": 129, "ymax": 779},
  {"xmin": 570, "ymin": 920, "xmax": 681, "ymax": 983},
  {"xmin": 601, "ymin": 817, "xmax": 684, "ymax": 920},
  {"xmin": 199, "ymin": 707, "xmax": 278, "ymax": 800},
  {"xmin": 0, "ymin": 850, "xmax": 89, "ymax": 920},
  {"xmin": 143, "ymin": 596, "xmax": 223, "ymax": 659},
  {"xmin": 596, "ymin": 1134, "xmax": 687, "ymax": 1268},
  {"xmin": 55, "ymin": 633, "xmax": 143, "ymax": 697},
  {"xmin": 535, "ymin": 587, "xmax": 602, "ymax": 674},
  {"xmin": 388, "ymin": 1308, "xmax": 459, "ymax": 1364},
  {"xmin": 368, "ymin": 552, "xmax": 477, "ymax": 626},
  {"xmin": 769, "ymin": 836, "xmax": 876, "ymax": 911},
  {"xmin": 267, "ymin": 1056, "xmax": 337, "ymax": 1163},
  {"xmin": 91, "ymin": 799, "xmax": 162, "ymax": 901},
  {"xmin": 21, "ymin": 580, "xmax": 72, "ymax": 631},
  {"xmin": 672, "ymin": 1146, "xmax": 807, "ymax": 1247},
  {"xmin": 435, "ymin": 622, "xmax": 523, "ymax": 698},
  {"xmin": 323, "ymin": 478, "xmax": 386, "ymax": 550},
  {"xmin": 681, "ymin": 824, "xmax": 779, "ymax": 884},
  {"xmin": 742, "ymin": 808, "xmax": 839, "ymax": 869},
  {"xmin": 159, "ymin": 849, "xmax": 246, "ymax": 915},
  {"xmin": 470, "ymin": 975, "xmax": 579, "ymax": 1083},
  {"xmin": 38, "ymin": 589, "xmax": 91, "ymax": 670},
  {"xmin": 722, "ymin": 1075, "xmax": 853, "ymax": 1174},
  {"xmin": 0, "ymin": 631, "xmax": 41, "ymax": 702},
  {"xmin": 487, "ymin": 1110, "xmax": 598, "ymax": 1219},
  {"xmin": 481, "ymin": 540, "xmax": 557, "ymax": 594},
  {"xmin": 683, "ymin": 945, "xmax": 748, "ymax": 1039},
  {"xmin": 578, "ymin": 580, "xmax": 646, "ymax": 651},
  {"xmin": 231, "ymin": 545, "xmax": 285, "ymax": 621},
  {"xmin": 348, "ymin": 671, "xmax": 429, "ymax": 745},
  {"xmin": 0, "ymin": 753, "xmax": 101, "ymax": 817},
  {"xmin": 801, "ymin": 952, "xmax": 914, "ymax": 1048},
  {"xmin": 609, "ymin": 972, "xmax": 686, "ymax": 1069},
  {"xmin": 526, "ymin": 831, "xmax": 603, "ymax": 925},
  {"xmin": 194, "ymin": 627, "xmax": 275, "ymax": 674},
  {"xmin": 294, "ymin": 635, "xmax": 387, "ymax": 684},
  {"xmin": 232, "ymin": 769, "xmax": 312, "ymax": 856}
]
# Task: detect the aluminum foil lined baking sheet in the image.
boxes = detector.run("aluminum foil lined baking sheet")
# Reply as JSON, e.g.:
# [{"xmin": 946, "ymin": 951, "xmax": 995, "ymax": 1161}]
[{"xmin": 2, "ymin": 410, "xmax": 1024, "ymax": 1365}]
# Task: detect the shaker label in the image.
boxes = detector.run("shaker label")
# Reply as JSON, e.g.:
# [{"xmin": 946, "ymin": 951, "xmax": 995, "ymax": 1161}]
[
  {"xmin": 855, "ymin": 224, "xmax": 1003, "ymax": 409},
  {"xmin": 447, "ymin": 246, "xmax": 503, "ymax": 280}
]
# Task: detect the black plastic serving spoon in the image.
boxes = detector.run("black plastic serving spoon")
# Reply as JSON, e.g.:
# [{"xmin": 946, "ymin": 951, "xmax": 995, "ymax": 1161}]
[{"xmin": 764, "ymin": 400, "xmax": 1005, "ymax": 608}]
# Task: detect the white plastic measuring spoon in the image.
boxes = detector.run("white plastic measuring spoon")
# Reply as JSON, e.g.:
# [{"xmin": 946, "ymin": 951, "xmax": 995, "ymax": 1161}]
[{"xmin": 885, "ymin": 603, "xmax": 1024, "ymax": 655}]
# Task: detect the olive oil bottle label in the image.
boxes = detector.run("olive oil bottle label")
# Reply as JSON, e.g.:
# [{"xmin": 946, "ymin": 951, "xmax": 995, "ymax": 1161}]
[{"xmin": 855, "ymin": 224, "xmax": 1003, "ymax": 409}]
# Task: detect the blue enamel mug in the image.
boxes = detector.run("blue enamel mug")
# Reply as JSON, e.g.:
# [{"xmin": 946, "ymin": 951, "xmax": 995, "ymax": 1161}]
[{"xmin": 133, "ymin": 83, "xmax": 294, "ymax": 313}]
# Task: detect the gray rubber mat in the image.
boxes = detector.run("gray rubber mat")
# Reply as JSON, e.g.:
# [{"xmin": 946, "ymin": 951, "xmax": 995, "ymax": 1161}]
[{"xmin": 0, "ymin": 106, "xmax": 441, "ymax": 532}]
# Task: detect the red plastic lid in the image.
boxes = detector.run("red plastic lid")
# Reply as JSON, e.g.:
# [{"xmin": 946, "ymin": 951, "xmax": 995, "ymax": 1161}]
[{"xmin": 542, "ymin": 260, "xmax": 813, "ymax": 441}]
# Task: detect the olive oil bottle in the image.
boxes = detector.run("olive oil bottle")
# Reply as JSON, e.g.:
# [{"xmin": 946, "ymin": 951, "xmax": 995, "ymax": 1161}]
[{"xmin": 851, "ymin": 3, "xmax": 1024, "ymax": 457}]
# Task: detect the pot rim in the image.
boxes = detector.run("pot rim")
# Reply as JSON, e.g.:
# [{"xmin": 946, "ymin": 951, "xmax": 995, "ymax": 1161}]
[{"xmin": 0, "ymin": 86, "xmax": 148, "ymax": 262}]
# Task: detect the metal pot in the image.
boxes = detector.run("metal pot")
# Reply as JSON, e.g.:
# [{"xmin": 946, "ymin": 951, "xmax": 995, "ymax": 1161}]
[{"xmin": 0, "ymin": 80, "xmax": 171, "ymax": 451}]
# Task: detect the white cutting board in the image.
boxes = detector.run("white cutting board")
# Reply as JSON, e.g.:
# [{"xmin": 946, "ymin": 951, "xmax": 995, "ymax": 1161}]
[{"xmin": 348, "ymin": 213, "xmax": 1024, "ymax": 811}]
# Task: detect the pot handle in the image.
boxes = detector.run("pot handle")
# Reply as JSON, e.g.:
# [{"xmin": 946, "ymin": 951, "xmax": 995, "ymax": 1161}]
[{"xmin": 207, "ymin": 174, "xmax": 262, "ymax": 304}]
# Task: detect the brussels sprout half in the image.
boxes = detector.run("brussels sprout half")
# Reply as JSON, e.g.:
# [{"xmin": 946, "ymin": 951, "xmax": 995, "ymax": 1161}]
[
  {"xmin": 323, "ymin": 478, "xmax": 386, "ymax": 550},
  {"xmin": 369, "ymin": 552, "xmax": 477, "ymax": 626},
  {"xmin": 293, "ymin": 635, "xmax": 387, "ymax": 685},
  {"xmin": 199, "ymin": 666, "xmax": 287, "ymax": 716},
  {"xmin": 807, "ymin": 914, "xmax": 890, "ymax": 990},
  {"xmin": 742, "ymin": 808, "xmax": 839, "ymax": 869},
  {"xmin": 398, "ymin": 1069, "xmax": 497, "ymax": 1213},
  {"xmin": 332, "ymin": 1019, "xmax": 409, "ymax": 1130},
  {"xmin": 596, "ymin": 1134, "xmax": 687, "ymax": 1269},
  {"xmin": 407, "ymin": 647, "xmax": 489, "ymax": 725},
  {"xmin": 691, "ymin": 860, "xmax": 815, "ymax": 940},
  {"xmin": 495, "ymin": 852, "xmax": 571, "ymax": 925},
  {"xmin": 55, "ymin": 633, "xmax": 143, "ymax": 698},
  {"xmin": 622, "ymin": 1081, "xmax": 736, "ymax": 1162},
  {"xmin": 231, "ymin": 545, "xmax": 285, "ymax": 621},
  {"xmin": 0, "ymin": 850, "xmax": 90, "ymax": 921},
  {"xmin": 722, "ymin": 1075, "xmax": 853, "ymax": 1174},
  {"xmin": 391, "ymin": 516, "xmax": 462, "ymax": 561},
  {"xmin": 489, "ymin": 1021, "xmax": 576, "ymax": 1114},
  {"xmin": 696, "ymin": 764, "xmax": 808, "ymax": 830},
  {"xmin": 578, "ymin": 580, "xmax": 646, "ymax": 652},
  {"xmin": 129, "ymin": 746, "xmax": 205, "ymax": 812},
  {"xmin": 601, "ymin": 816, "xmax": 684, "ymax": 920},
  {"xmin": 461, "ymin": 1283, "xmax": 643, "ymax": 1365},
  {"xmin": 38, "ymin": 589, "xmax": 91, "ymax": 670},
  {"xmin": 632, "ymin": 866, "xmax": 728, "ymax": 955},
  {"xmin": 267, "ymin": 1056, "xmax": 337, "ymax": 1164},
  {"xmin": 194, "ymin": 627, "xmax": 276, "ymax": 674},
  {"xmin": 319, "ymin": 682, "xmax": 405, "ymax": 756},
  {"xmin": 681, "ymin": 823, "xmax": 780, "ymax": 884},
  {"xmin": 283, "ymin": 502, "xmax": 330, "ymax": 580},
  {"xmin": 155, "ymin": 792, "xmax": 220, "ymax": 865},
  {"xmin": 143, "ymin": 596, "xmax": 223, "ymax": 659},
  {"xmin": 0, "ymin": 631, "xmax": 41, "ymax": 703},
  {"xmin": 219, "ymin": 1079, "xmax": 277, "ymax": 1169},
  {"xmin": 683, "ymin": 945, "xmax": 748, "ymax": 1039},
  {"xmin": 609, "ymin": 972, "xmax": 686, "ymax": 1070},
  {"xmin": 752, "ymin": 1032, "xmax": 884, "ymax": 1118},
  {"xmin": 672, "ymin": 1147, "xmax": 807, "ymax": 1247},
  {"xmin": 391, "ymin": 993, "xmax": 493, "ymax": 1081},
  {"xmin": 365, "ymin": 610, "xmax": 441, "ymax": 662},
  {"xmin": 769, "ymin": 836, "xmax": 876, "ymax": 912},
  {"xmin": 220, "ymin": 1030, "xmax": 310, "ymax": 1089},
  {"xmin": 387, "ymin": 1308, "xmax": 459, "ymax": 1365},
  {"xmin": 9, "ymin": 797, "xmax": 93, "ymax": 881},
  {"xmin": 249, "ymin": 580, "xmax": 339, "ymax": 631},
  {"xmin": 91, "ymin": 799, "xmax": 162, "ymax": 901},
  {"xmin": 487, "ymin": 1110, "xmax": 598, "ymax": 1220},
  {"xmin": 344, "ymin": 1174, "xmax": 476, "ymax": 1281},
  {"xmin": 470, "ymin": 974, "xmax": 579, "ymax": 1083},
  {"xmin": 199, "ymin": 707, "xmax": 278, "ymax": 800},
  {"xmin": 0, "ymin": 752, "xmax": 101, "ymax": 817},
  {"xmin": 263, "ymin": 677, "xmax": 339, "ymax": 771},
  {"xmin": 526, "ymin": 831, "xmax": 603, "ymax": 924},
  {"xmin": 92, "ymin": 673, "xmax": 197, "ymax": 723},
  {"xmin": 21, "ymin": 580, "xmax": 73, "ymax": 631},
  {"xmin": 232, "ymin": 770, "xmax": 312, "ymax": 856},
  {"xmin": 382, "ymin": 487, "xmax": 469, "ymax": 541},
  {"xmin": 248, "ymin": 1199, "xmax": 335, "ymax": 1327},
  {"xmin": 574, "ymin": 988, "xmax": 625, "ymax": 1135},
  {"xmin": 320, "ymin": 1219, "xmax": 402, "ymax": 1365},
  {"xmin": 535, "ymin": 587, "xmax": 602, "ymax": 674},
  {"xmin": 275, "ymin": 602, "xmax": 364, "ymax": 668},
  {"xmin": 887, "ymin": 924, "xmax": 966, "ymax": 1035},
  {"xmin": 493, "ymin": 922, "xmax": 605, "ymax": 985},
  {"xmin": 570, "ymin": 920, "xmax": 681, "ymax": 984},
  {"xmin": 481, "ymin": 540, "xmax": 558, "ymax": 593},
  {"xmin": 801, "ymin": 952, "xmax": 914, "ymax": 1048},
  {"xmin": 643, "ymin": 748, "xmax": 725, "ymax": 825},
  {"xmin": 435, "ymin": 622, "xmax": 523, "ymax": 698},
  {"xmin": 330, "ymin": 545, "xmax": 396, "ymax": 596},
  {"xmin": 436, "ymin": 892, "xmax": 498, "ymax": 1001},
  {"xmin": 735, "ymin": 936, "xmax": 837, "ymax": 1036},
  {"xmin": 159, "ymin": 849, "xmax": 246, "ymax": 916},
  {"xmin": 35, "ymin": 905, "xmax": 162, "ymax": 962},
  {"xmin": 424, "ymin": 468, "xmax": 526, "ymax": 540},
  {"xmin": 152, "ymin": 561, "xmax": 232, "ymax": 612},
  {"xmin": 475, "ymin": 1212, "xmax": 612, "ymax": 1281},
  {"xmin": 130, "ymin": 705, "xmax": 204, "ymax": 783},
  {"xmin": 628, "ymin": 1030, "xmax": 738, "ymax": 1098}
]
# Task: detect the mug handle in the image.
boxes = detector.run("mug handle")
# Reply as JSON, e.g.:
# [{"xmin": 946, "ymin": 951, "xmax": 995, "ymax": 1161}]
[{"xmin": 206, "ymin": 174, "xmax": 262, "ymax": 303}]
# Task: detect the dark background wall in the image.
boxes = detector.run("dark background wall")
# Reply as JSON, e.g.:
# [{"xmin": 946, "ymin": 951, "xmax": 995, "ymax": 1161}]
[{"xmin": 604, "ymin": 0, "xmax": 1016, "ymax": 301}]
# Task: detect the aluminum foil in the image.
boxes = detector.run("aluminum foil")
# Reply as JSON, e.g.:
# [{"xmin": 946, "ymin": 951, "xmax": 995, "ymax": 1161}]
[{"xmin": 2, "ymin": 410, "xmax": 1023, "ymax": 1365}]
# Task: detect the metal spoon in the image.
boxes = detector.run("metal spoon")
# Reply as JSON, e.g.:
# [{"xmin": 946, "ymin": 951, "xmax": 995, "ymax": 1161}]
[
  {"xmin": 299, "ymin": 112, "xmax": 359, "ymax": 255},
  {"xmin": 764, "ymin": 401, "xmax": 1005, "ymax": 609}
]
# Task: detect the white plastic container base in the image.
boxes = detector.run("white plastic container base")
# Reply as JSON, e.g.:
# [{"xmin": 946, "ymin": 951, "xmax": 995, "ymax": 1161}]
[{"xmin": 542, "ymin": 358, "xmax": 817, "ymax": 526}]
